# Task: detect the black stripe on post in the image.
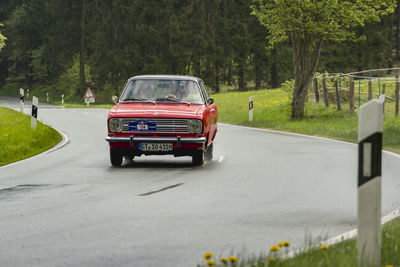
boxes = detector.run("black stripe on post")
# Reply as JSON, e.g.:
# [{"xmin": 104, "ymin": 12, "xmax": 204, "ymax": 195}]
[
  {"xmin": 31, "ymin": 105, "xmax": 38, "ymax": 118},
  {"xmin": 20, "ymin": 95, "xmax": 24, "ymax": 102},
  {"xmin": 249, "ymin": 101, "xmax": 253, "ymax": 110},
  {"xmin": 358, "ymin": 132, "xmax": 382, "ymax": 187}
]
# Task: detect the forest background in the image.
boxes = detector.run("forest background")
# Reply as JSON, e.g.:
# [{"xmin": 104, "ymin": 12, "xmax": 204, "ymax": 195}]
[{"xmin": 0, "ymin": 0, "xmax": 400, "ymax": 102}]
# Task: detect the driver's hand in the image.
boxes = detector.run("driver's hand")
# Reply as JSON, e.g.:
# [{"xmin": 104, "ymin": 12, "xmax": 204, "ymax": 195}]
[{"xmin": 168, "ymin": 94, "xmax": 177, "ymax": 99}]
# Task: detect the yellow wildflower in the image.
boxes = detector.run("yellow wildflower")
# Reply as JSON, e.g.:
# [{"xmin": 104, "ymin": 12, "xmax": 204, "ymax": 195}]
[
  {"xmin": 3, "ymin": 133, "xmax": 8, "ymax": 137},
  {"xmin": 220, "ymin": 257, "xmax": 228, "ymax": 264},
  {"xmin": 203, "ymin": 252, "xmax": 213, "ymax": 260},
  {"xmin": 228, "ymin": 256, "xmax": 238, "ymax": 263},
  {"xmin": 270, "ymin": 246, "xmax": 280, "ymax": 252},
  {"xmin": 267, "ymin": 257, "xmax": 276, "ymax": 262},
  {"xmin": 277, "ymin": 242, "xmax": 285, "ymax": 247},
  {"xmin": 207, "ymin": 259, "xmax": 215, "ymax": 266},
  {"xmin": 384, "ymin": 265, "xmax": 393, "ymax": 267},
  {"xmin": 320, "ymin": 244, "xmax": 329, "ymax": 250},
  {"xmin": 283, "ymin": 241, "xmax": 290, "ymax": 247}
]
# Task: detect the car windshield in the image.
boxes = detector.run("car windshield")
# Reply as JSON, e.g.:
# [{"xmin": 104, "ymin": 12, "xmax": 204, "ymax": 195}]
[{"xmin": 120, "ymin": 79, "xmax": 204, "ymax": 104}]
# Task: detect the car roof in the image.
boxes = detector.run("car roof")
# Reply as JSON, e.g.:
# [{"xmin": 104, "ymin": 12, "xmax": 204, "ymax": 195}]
[{"xmin": 128, "ymin": 75, "xmax": 201, "ymax": 82}]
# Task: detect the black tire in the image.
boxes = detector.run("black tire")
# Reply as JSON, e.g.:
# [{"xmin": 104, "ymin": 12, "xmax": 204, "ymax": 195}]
[
  {"xmin": 192, "ymin": 150, "xmax": 204, "ymax": 166},
  {"xmin": 124, "ymin": 155, "xmax": 134, "ymax": 161},
  {"xmin": 110, "ymin": 148, "xmax": 123, "ymax": 167},
  {"xmin": 205, "ymin": 142, "xmax": 213, "ymax": 161}
]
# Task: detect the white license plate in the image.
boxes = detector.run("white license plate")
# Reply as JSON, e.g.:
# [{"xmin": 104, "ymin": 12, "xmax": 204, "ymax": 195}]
[{"xmin": 140, "ymin": 143, "xmax": 173, "ymax": 151}]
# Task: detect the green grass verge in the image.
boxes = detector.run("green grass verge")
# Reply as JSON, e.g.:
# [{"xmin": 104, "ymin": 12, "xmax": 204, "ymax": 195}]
[
  {"xmin": 212, "ymin": 89, "xmax": 400, "ymax": 154},
  {"xmin": 198, "ymin": 218, "xmax": 400, "ymax": 267},
  {"xmin": 0, "ymin": 106, "xmax": 62, "ymax": 166}
]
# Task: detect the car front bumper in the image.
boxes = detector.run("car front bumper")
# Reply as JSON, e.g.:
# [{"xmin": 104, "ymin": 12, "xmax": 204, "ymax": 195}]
[{"xmin": 106, "ymin": 136, "xmax": 206, "ymax": 157}]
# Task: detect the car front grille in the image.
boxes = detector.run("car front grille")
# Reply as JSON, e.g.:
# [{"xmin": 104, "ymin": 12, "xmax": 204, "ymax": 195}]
[{"xmin": 121, "ymin": 118, "xmax": 189, "ymax": 133}]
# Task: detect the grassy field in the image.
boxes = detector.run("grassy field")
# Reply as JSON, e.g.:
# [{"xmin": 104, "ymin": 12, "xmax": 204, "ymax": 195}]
[
  {"xmin": 211, "ymin": 87, "xmax": 400, "ymax": 154},
  {"xmin": 0, "ymin": 106, "xmax": 62, "ymax": 166}
]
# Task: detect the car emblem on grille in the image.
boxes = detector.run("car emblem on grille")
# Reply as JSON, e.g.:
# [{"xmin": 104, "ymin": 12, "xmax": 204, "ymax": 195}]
[{"xmin": 153, "ymin": 112, "xmax": 159, "ymax": 116}]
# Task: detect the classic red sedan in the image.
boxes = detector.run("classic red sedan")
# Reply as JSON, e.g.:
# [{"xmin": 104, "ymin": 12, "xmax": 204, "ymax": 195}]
[{"xmin": 106, "ymin": 75, "xmax": 218, "ymax": 166}]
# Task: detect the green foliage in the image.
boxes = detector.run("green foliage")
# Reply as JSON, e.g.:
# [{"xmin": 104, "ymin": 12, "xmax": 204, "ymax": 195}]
[
  {"xmin": 251, "ymin": 0, "xmax": 396, "ymax": 46},
  {"xmin": 0, "ymin": 106, "xmax": 61, "ymax": 166},
  {"xmin": 0, "ymin": 23, "xmax": 5, "ymax": 51},
  {"xmin": 58, "ymin": 55, "xmax": 92, "ymax": 97}
]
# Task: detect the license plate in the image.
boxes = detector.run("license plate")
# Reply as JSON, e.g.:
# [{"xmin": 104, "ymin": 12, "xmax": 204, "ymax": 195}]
[{"xmin": 139, "ymin": 143, "xmax": 173, "ymax": 151}]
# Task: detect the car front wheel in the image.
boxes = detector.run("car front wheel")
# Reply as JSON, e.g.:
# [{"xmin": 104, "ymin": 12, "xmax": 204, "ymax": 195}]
[
  {"xmin": 205, "ymin": 143, "xmax": 213, "ymax": 161},
  {"xmin": 110, "ymin": 148, "xmax": 123, "ymax": 167},
  {"xmin": 192, "ymin": 150, "xmax": 204, "ymax": 166}
]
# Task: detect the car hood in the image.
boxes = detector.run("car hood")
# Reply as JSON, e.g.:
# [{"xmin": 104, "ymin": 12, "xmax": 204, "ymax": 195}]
[{"xmin": 109, "ymin": 103, "xmax": 205, "ymax": 119}]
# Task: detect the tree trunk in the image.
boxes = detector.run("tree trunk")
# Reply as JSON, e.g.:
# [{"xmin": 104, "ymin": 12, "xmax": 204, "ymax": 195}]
[
  {"xmin": 349, "ymin": 77, "xmax": 355, "ymax": 116},
  {"xmin": 214, "ymin": 59, "xmax": 220, "ymax": 93},
  {"xmin": 79, "ymin": 0, "xmax": 86, "ymax": 94},
  {"xmin": 335, "ymin": 80, "xmax": 341, "ymax": 110},
  {"xmin": 313, "ymin": 77, "xmax": 319, "ymax": 102},
  {"xmin": 270, "ymin": 47, "xmax": 279, "ymax": 88},
  {"xmin": 396, "ymin": 0, "xmax": 400, "ymax": 59},
  {"xmin": 238, "ymin": 56, "xmax": 246, "ymax": 91},
  {"xmin": 290, "ymin": 34, "xmax": 323, "ymax": 119}
]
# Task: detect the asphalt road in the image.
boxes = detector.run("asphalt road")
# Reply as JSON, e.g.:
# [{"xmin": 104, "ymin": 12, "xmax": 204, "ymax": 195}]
[{"xmin": 1, "ymin": 96, "xmax": 399, "ymax": 267}]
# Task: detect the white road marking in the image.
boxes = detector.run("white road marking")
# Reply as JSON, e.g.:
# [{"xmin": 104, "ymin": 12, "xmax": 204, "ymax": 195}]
[{"xmin": 218, "ymin": 155, "xmax": 225, "ymax": 163}]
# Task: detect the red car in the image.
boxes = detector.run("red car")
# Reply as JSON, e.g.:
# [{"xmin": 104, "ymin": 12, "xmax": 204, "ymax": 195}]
[{"xmin": 106, "ymin": 75, "xmax": 218, "ymax": 166}]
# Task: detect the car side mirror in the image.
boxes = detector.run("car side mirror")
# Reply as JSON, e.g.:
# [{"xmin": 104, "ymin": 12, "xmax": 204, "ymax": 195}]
[
  {"xmin": 112, "ymin": 95, "xmax": 119, "ymax": 104},
  {"xmin": 207, "ymin": 98, "xmax": 214, "ymax": 105}
]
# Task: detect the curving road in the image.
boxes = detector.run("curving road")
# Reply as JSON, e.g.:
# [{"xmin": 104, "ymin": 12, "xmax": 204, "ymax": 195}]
[{"xmin": 0, "ymin": 96, "xmax": 399, "ymax": 266}]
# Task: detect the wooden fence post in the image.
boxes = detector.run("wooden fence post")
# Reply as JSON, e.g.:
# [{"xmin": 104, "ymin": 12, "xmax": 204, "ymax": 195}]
[
  {"xmin": 350, "ymin": 77, "xmax": 355, "ymax": 116},
  {"xmin": 382, "ymin": 83, "xmax": 386, "ymax": 95},
  {"xmin": 313, "ymin": 77, "xmax": 320, "ymax": 103},
  {"xmin": 368, "ymin": 80, "xmax": 373, "ymax": 100},
  {"xmin": 396, "ymin": 70, "xmax": 399, "ymax": 116},
  {"xmin": 323, "ymin": 73, "xmax": 329, "ymax": 108},
  {"xmin": 335, "ymin": 80, "xmax": 341, "ymax": 110}
]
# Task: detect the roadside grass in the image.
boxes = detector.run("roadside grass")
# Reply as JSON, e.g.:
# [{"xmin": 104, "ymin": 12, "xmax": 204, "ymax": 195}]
[
  {"xmin": 198, "ymin": 218, "xmax": 400, "ymax": 267},
  {"xmin": 0, "ymin": 106, "xmax": 62, "ymax": 166},
  {"xmin": 211, "ymin": 89, "xmax": 400, "ymax": 154}
]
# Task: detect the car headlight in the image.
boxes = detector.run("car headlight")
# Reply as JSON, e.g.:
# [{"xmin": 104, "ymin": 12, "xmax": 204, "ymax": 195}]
[
  {"xmin": 109, "ymin": 118, "xmax": 123, "ymax": 132},
  {"xmin": 188, "ymin": 119, "xmax": 202, "ymax": 133}
]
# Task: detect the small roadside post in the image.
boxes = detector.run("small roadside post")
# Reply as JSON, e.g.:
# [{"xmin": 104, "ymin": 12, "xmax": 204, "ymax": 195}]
[
  {"xmin": 27, "ymin": 89, "xmax": 29, "ymax": 99},
  {"xmin": 31, "ymin": 96, "xmax": 39, "ymax": 129},
  {"xmin": 84, "ymin": 87, "xmax": 95, "ymax": 107},
  {"xmin": 61, "ymin": 94, "xmax": 64, "ymax": 105},
  {"xmin": 357, "ymin": 98, "xmax": 384, "ymax": 267},
  {"xmin": 46, "ymin": 92, "xmax": 49, "ymax": 103},
  {"xmin": 19, "ymin": 88, "xmax": 24, "ymax": 113},
  {"xmin": 249, "ymin": 96, "xmax": 253, "ymax": 122}
]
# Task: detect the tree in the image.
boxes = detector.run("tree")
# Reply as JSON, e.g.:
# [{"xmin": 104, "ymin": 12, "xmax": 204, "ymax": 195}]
[{"xmin": 252, "ymin": 0, "xmax": 396, "ymax": 118}]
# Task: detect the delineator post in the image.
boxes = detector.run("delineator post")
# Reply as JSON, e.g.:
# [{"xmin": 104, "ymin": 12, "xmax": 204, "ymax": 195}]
[{"xmin": 357, "ymin": 99, "xmax": 384, "ymax": 267}]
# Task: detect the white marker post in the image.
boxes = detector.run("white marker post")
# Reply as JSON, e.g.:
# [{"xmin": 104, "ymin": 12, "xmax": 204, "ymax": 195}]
[
  {"xmin": 249, "ymin": 96, "xmax": 253, "ymax": 122},
  {"xmin": 31, "ymin": 96, "xmax": 39, "ymax": 129},
  {"xmin": 62, "ymin": 94, "xmax": 64, "ymax": 104},
  {"xmin": 46, "ymin": 92, "xmax": 49, "ymax": 102},
  {"xmin": 27, "ymin": 89, "xmax": 29, "ymax": 99},
  {"xmin": 357, "ymin": 99, "xmax": 384, "ymax": 267},
  {"xmin": 19, "ymin": 88, "xmax": 24, "ymax": 113}
]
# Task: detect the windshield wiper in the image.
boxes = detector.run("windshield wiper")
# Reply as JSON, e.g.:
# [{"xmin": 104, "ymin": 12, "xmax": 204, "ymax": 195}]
[
  {"xmin": 122, "ymin": 98, "xmax": 155, "ymax": 103},
  {"xmin": 155, "ymin": 97, "xmax": 190, "ymax": 104}
]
